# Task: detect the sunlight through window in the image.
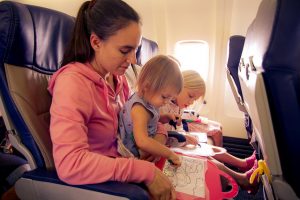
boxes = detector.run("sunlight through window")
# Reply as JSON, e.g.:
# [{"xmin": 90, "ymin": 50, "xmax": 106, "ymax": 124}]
[{"xmin": 175, "ymin": 40, "xmax": 209, "ymax": 81}]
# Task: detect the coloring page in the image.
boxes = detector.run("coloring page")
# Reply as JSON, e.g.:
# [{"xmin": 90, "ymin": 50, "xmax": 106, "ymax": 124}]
[{"xmin": 163, "ymin": 156, "xmax": 206, "ymax": 197}]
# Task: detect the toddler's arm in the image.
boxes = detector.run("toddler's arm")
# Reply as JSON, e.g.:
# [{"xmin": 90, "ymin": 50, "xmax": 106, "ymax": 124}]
[{"xmin": 131, "ymin": 104, "xmax": 181, "ymax": 166}]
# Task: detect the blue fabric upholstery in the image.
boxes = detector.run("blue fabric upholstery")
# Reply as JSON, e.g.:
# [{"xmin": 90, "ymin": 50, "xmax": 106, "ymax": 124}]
[
  {"xmin": 227, "ymin": 36, "xmax": 245, "ymax": 101},
  {"xmin": 136, "ymin": 37, "xmax": 158, "ymax": 66},
  {"xmin": 242, "ymin": 0, "xmax": 300, "ymax": 196},
  {"xmin": 0, "ymin": 1, "xmax": 149, "ymax": 199},
  {"xmin": 0, "ymin": 152, "xmax": 27, "ymax": 195}
]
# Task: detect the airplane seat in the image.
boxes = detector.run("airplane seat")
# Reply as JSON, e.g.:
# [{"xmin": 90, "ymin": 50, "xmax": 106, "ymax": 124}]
[
  {"xmin": 239, "ymin": 0, "xmax": 300, "ymax": 199},
  {"xmin": 0, "ymin": 1, "xmax": 148, "ymax": 199},
  {"xmin": 136, "ymin": 37, "xmax": 159, "ymax": 66},
  {"xmin": 226, "ymin": 36, "xmax": 259, "ymax": 154},
  {"xmin": 226, "ymin": 35, "xmax": 251, "ymax": 135},
  {"xmin": 0, "ymin": 152, "xmax": 29, "ymax": 196}
]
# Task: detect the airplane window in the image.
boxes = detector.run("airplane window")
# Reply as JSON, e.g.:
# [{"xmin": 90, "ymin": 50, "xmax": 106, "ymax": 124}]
[{"xmin": 174, "ymin": 40, "xmax": 209, "ymax": 81}]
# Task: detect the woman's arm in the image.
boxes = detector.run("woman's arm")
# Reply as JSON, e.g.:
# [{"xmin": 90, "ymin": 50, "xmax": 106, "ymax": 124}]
[{"xmin": 131, "ymin": 104, "xmax": 181, "ymax": 166}]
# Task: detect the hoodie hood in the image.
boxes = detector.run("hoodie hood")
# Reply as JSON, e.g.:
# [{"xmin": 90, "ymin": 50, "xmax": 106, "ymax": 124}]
[
  {"xmin": 48, "ymin": 62, "xmax": 104, "ymax": 95},
  {"xmin": 48, "ymin": 62, "xmax": 128, "ymax": 97},
  {"xmin": 48, "ymin": 62, "xmax": 129, "ymax": 115}
]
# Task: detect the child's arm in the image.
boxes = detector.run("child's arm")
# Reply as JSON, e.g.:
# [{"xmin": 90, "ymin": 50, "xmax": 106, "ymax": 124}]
[
  {"xmin": 159, "ymin": 113, "xmax": 182, "ymax": 126},
  {"xmin": 131, "ymin": 104, "xmax": 181, "ymax": 166}
]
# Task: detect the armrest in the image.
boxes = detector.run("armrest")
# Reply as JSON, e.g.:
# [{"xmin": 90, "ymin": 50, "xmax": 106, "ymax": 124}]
[{"xmin": 21, "ymin": 168, "xmax": 149, "ymax": 200}]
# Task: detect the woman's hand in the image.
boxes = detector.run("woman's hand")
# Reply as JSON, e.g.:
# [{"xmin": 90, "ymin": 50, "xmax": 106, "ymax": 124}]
[{"xmin": 147, "ymin": 168, "xmax": 176, "ymax": 200}]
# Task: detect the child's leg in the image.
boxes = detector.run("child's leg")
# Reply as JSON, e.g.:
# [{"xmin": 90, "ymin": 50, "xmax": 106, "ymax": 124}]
[
  {"xmin": 208, "ymin": 129, "xmax": 223, "ymax": 147},
  {"xmin": 212, "ymin": 150, "xmax": 256, "ymax": 171},
  {"xmin": 213, "ymin": 151, "xmax": 247, "ymax": 169},
  {"xmin": 209, "ymin": 158, "xmax": 255, "ymax": 189}
]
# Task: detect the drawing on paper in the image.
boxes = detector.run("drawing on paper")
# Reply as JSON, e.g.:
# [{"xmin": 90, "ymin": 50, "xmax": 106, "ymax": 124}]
[{"xmin": 163, "ymin": 156, "xmax": 206, "ymax": 197}]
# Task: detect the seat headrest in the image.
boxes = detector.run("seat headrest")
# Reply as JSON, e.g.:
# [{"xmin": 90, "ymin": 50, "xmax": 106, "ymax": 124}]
[
  {"xmin": 227, "ymin": 35, "xmax": 245, "ymax": 98},
  {"xmin": 227, "ymin": 36, "xmax": 245, "ymax": 72},
  {"xmin": 0, "ymin": 1, "xmax": 74, "ymax": 73},
  {"xmin": 136, "ymin": 37, "xmax": 158, "ymax": 66},
  {"xmin": 242, "ymin": 0, "xmax": 300, "ymax": 71}
]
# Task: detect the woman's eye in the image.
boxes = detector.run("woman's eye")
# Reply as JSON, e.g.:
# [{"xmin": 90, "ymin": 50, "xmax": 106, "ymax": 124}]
[{"xmin": 120, "ymin": 50, "xmax": 130, "ymax": 55}]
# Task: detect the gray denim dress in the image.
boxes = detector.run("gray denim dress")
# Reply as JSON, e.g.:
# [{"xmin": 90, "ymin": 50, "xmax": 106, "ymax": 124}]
[{"xmin": 118, "ymin": 93, "xmax": 159, "ymax": 157}]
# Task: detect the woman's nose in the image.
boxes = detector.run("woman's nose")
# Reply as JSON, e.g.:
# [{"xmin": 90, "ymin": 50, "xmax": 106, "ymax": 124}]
[{"xmin": 126, "ymin": 51, "xmax": 137, "ymax": 65}]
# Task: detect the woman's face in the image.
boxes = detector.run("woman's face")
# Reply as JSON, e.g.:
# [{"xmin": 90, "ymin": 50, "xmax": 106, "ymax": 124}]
[
  {"xmin": 176, "ymin": 87, "xmax": 203, "ymax": 109},
  {"xmin": 91, "ymin": 22, "xmax": 141, "ymax": 77}
]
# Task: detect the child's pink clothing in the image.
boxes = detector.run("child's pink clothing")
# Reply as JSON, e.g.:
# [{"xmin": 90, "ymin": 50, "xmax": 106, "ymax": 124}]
[
  {"xmin": 187, "ymin": 120, "xmax": 222, "ymax": 137},
  {"xmin": 48, "ymin": 62, "xmax": 155, "ymax": 185},
  {"xmin": 160, "ymin": 102, "xmax": 221, "ymax": 136}
]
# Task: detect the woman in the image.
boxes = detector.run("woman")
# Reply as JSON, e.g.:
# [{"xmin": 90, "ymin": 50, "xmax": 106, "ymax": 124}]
[{"xmin": 48, "ymin": 0, "xmax": 175, "ymax": 199}]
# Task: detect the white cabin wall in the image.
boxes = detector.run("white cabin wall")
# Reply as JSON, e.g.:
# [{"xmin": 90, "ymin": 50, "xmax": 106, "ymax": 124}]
[{"xmin": 10, "ymin": 0, "xmax": 261, "ymax": 138}]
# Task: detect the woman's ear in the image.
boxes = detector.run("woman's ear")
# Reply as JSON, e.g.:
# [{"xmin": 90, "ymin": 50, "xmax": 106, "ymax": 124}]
[{"xmin": 90, "ymin": 33, "xmax": 101, "ymax": 51}]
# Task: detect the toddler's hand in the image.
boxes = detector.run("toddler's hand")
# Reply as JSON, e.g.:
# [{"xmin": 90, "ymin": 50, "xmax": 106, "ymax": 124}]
[
  {"xmin": 168, "ymin": 152, "xmax": 181, "ymax": 167},
  {"xmin": 139, "ymin": 149, "xmax": 161, "ymax": 162}
]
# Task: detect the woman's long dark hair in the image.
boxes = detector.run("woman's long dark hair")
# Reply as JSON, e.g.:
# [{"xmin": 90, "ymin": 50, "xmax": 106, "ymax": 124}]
[{"xmin": 61, "ymin": 0, "xmax": 140, "ymax": 66}]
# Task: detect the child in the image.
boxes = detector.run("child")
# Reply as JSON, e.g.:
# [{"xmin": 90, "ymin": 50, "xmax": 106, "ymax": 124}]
[
  {"xmin": 161, "ymin": 69, "xmax": 223, "ymax": 147},
  {"xmin": 118, "ymin": 55, "xmax": 183, "ymax": 166},
  {"xmin": 161, "ymin": 70, "xmax": 258, "ymax": 193}
]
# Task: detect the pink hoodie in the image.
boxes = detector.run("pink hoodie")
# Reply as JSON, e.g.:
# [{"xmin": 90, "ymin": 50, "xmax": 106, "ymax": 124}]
[{"xmin": 48, "ymin": 62, "xmax": 155, "ymax": 185}]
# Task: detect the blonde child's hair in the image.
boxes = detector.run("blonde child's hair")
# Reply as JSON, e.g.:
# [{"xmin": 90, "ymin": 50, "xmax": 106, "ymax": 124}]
[
  {"xmin": 137, "ymin": 55, "xmax": 183, "ymax": 96},
  {"xmin": 182, "ymin": 70, "xmax": 206, "ymax": 97}
]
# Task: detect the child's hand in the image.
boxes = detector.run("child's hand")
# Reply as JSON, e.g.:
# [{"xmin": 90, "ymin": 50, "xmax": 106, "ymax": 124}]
[
  {"xmin": 139, "ymin": 149, "xmax": 161, "ymax": 163},
  {"xmin": 173, "ymin": 114, "xmax": 182, "ymax": 126},
  {"xmin": 168, "ymin": 114, "xmax": 182, "ymax": 129},
  {"xmin": 184, "ymin": 134, "xmax": 199, "ymax": 145},
  {"xmin": 168, "ymin": 152, "xmax": 181, "ymax": 167}
]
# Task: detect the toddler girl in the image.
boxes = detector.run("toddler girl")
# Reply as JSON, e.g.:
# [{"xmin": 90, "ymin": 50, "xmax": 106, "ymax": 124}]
[
  {"xmin": 118, "ymin": 55, "xmax": 183, "ymax": 166},
  {"xmin": 161, "ymin": 69, "xmax": 223, "ymax": 147}
]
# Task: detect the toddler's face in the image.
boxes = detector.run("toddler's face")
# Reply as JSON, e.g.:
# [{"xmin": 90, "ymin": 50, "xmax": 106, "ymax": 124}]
[
  {"xmin": 176, "ymin": 88, "xmax": 203, "ymax": 109},
  {"xmin": 145, "ymin": 87, "xmax": 178, "ymax": 108}
]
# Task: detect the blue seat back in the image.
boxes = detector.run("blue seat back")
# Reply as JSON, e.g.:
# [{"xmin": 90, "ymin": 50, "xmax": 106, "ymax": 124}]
[
  {"xmin": 240, "ymin": 0, "xmax": 300, "ymax": 197},
  {"xmin": 136, "ymin": 37, "xmax": 158, "ymax": 66},
  {"xmin": 227, "ymin": 36, "xmax": 245, "ymax": 102},
  {"xmin": 0, "ymin": 1, "xmax": 74, "ymax": 169}
]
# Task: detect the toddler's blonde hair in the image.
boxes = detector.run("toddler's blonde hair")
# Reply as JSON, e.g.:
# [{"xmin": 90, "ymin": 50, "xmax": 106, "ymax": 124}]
[
  {"xmin": 182, "ymin": 70, "xmax": 206, "ymax": 97},
  {"xmin": 137, "ymin": 55, "xmax": 183, "ymax": 96}
]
